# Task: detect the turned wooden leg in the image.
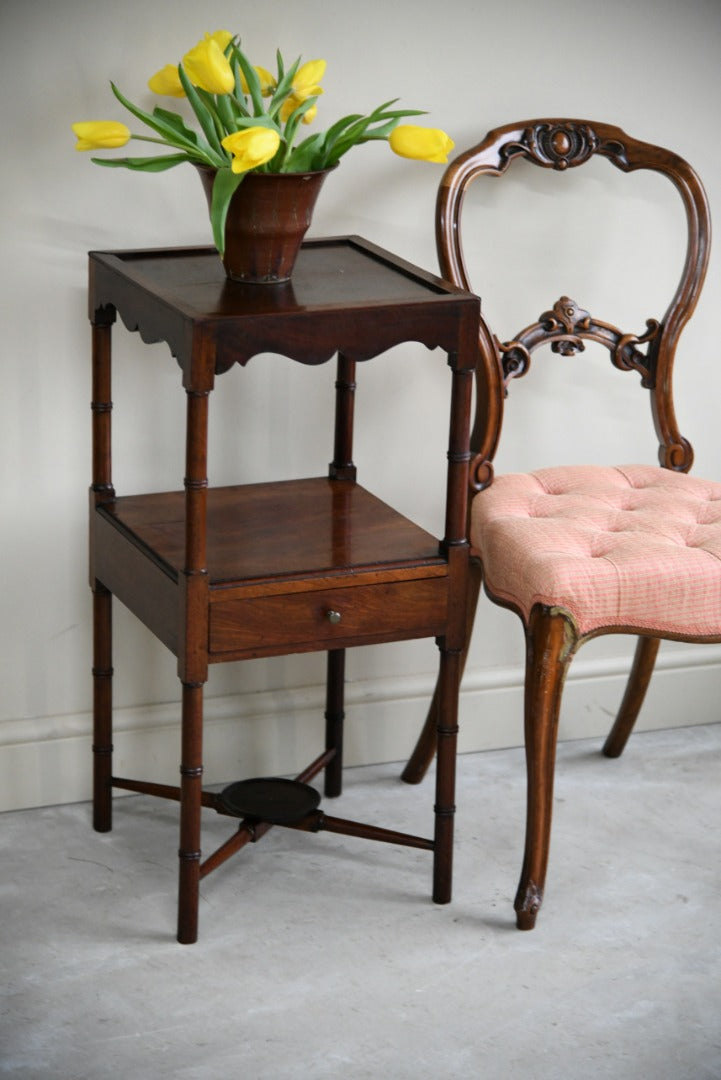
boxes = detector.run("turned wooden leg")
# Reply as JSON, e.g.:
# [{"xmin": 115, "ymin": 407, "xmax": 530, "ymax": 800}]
[
  {"xmin": 515, "ymin": 607, "xmax": 576, "ymax": 931},
  {"xmin": 92, "ymin": 584, "xmax": 113, "ymax": 833},
  {"xmin": 90, "ymin": 318, "xmax": 115, "ymax": 833},
  {"xmin": 324, "ymin": 649, "xmax": 345, "ymax": 798},
  {"xmin": 177, "ymin": 681, "xmax": 204, "ymax": 945},
  {"xmin": 603, "ymin": 636, "xmax": 660, "ymax": 758},
  {"xmin": 432, "ymin": 646, "xmax": 462, "ymax": 904},
  {"xmin": 402, "ymin": 557, "xmax": 482, "ymax": 785}
]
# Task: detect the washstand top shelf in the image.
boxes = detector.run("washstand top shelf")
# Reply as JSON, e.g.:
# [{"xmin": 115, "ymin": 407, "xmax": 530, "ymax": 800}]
[{"xmin": 88, "ymin": 235, "xmax": 480, "ymax": 386}]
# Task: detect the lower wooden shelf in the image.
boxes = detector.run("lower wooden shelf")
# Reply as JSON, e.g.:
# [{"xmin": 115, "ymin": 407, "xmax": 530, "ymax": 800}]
[{"xmin": 91, "ymin": 476, "xmax": 450, "ymax": 660}]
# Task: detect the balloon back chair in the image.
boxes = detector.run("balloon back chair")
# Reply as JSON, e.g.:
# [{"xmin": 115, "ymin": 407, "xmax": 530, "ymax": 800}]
[{"xmin": 402, "ymin": 119, "xmax": 721, "ymax": 929}]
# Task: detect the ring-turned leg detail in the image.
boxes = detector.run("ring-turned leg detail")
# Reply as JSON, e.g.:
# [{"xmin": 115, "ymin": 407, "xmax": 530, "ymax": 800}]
[
  {"xmin": 432, "ymin": 646, "xmax": 462, "ymax": 904},
  {"xmin": 177, "ymin": 681, "xmax": 204, "ymax": 945},
  {"xmin": 92, "ymin": 584, "xmax": 113, "ymax": 833}
]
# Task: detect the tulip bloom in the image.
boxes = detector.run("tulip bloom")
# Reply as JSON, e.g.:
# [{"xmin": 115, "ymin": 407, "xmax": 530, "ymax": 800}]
[
  {"xmin": 280, "ymin": 59, "xmax": 325, "ymax": 121},
  {"xmin": 72, "ymin": 121, "xmax": 131, "ymax": 151},
  {"xmin": 221, "ymin": 127, "xmax": 281, "ymax": 173},
  {"xmin": 241, "ymin": 65, "xmax": 276, "ymax": 97},
  {"xmin": 389, "ymin": 125, "xmax": 455, "ymax": 163},
  {"xmin": 148, "ymin": 64, "xmax": 185, "ymax": 97},
  {"xmin": 206, "ymin": 29, "xmax": 233, "ymax": 52},
  {"xmin": 293, "ymin": 59, "xmax": 326, "ymax": 97},
  {"xmin": 183, "ymin": 37, "xmax": 235, "ymax": 95}
]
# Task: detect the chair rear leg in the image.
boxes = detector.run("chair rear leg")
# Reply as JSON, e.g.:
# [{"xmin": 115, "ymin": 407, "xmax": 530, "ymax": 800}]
[
  {"xmin": 401, "ymin": 557, "xmax": 482, "ymax": 784},
  {"xmin": 515, "ymin": 607, "xmax": 576, "ymax": 930},
  {"xmin": 603, "ymin": 636, "xmax": 660, "ymax": 758},
  {"xmin": 401, "ymin": 670, "xmax": 440, "ymax": 785}
]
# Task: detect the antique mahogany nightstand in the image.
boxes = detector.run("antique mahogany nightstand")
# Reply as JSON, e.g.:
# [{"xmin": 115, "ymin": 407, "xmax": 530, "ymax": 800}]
[{"xmin": 88, "ymin": 236, "xmax": 479, "ymax": 943}]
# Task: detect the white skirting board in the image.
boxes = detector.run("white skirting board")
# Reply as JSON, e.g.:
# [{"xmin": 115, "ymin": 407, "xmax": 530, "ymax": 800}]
[{"xmin": 2, "ymin": 645, "xmax": 720, "ymax": 812}]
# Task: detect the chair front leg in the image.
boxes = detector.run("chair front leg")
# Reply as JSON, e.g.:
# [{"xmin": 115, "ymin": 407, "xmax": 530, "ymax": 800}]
[
  {"xmin": 603, "ymin": 635, "xmax": 660, "ymax": 758},
  {"xmin": 515, "ymin": 606, "xmax": 577, "ymax": 930}
]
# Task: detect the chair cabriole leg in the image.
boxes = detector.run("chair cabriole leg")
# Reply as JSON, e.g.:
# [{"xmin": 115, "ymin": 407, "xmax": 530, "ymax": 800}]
[{"xmin": 515, "ymin": 607, "xmax": 576, "ymax": 930}]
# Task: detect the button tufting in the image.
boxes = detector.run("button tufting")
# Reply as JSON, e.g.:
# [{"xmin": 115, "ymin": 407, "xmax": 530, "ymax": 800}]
[{"xmin": 471, "ymin": 462, "xmax": 721, "ymax": 639}]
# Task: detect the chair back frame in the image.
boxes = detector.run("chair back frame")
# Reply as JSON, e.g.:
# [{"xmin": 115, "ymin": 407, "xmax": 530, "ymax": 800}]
[{"xmin": 435, "ymin": 119, "xmax": 711, "ymax": 491}]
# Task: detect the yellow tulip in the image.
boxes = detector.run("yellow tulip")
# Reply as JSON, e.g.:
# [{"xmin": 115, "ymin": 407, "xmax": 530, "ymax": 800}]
[
  {"xmin": 148, "ymin": 64, "xmax": 185, "ymax": 97},
  {"xmin": 72, "ymin": 121, "xmax": 131, "ymax": 151},
  {"xmin": 240, "ymin": 65, "xmax": 277, "ymax": 97},
  {"xmin": 280, "ymin": 93, "xmax": 301, "ymax": 123},
  {"xmin": 221, "ymin": 127, "xmax": 281, "ymax": 173},
  {"xmin": 279, "ymin": 58, "xmax": 325, "ymax": 121},
  {"xmin": 293, "ymin": 59, "xmax": 326, "ymax": 98},
  {"xmin": 389, "ymin": 125, "xmax": 455, "ymax": 163},
  {"xmin": 281, "ymin": 93, "xmax": 319, "ymax": 123},
  {"xmin": 183, "ymin": 37, "xmax": 235, "ymax": 95},
  {"xmin": 206, "ymin": 30, "xmax": 233, "ymax": 51}
]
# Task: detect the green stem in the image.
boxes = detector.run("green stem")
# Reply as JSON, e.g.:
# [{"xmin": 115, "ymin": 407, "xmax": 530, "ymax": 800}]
[
  {"xmin": 131, "ymin": 134, "xmax": 179, "ymax": 145},
  {"xmin": 129, "ymin": 133, "xmax": 215, "ymax": 166}
]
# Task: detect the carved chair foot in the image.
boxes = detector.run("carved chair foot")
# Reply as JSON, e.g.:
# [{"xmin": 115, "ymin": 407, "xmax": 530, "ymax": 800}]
[{"xmin": 514, "ymin": 880, "xmax": 543, "ymax": 930}]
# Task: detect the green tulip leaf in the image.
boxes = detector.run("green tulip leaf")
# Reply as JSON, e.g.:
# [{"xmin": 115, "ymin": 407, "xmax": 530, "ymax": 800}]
[
  {"xmin": 91, "ymin": 154, "xmax": 191, "ymax": 171},
  {"xmin": 278, "ymin": 95, "xmax": 320, "ymax": 165},
  {"xmin": 152, "ymin": 107, "xmax": 202, "ymax": 148},
  {"xmin": 267, "ymin": 56, "xmax": 302, "ymax": 121},
  {"xmin": 214, "ymin": 92, "xmax": 236, "ymax": 133},
  {"xmin": 109, "ymin": 83, "xmax": 203, "ymax": 156},
  {"xmin": 177, "ymin": 65, "xmax": 226, "ymax": 160},
  {"xmin": 230, "ymin": 58, "xmax": 250, "ymax": 113},
  {"xmin": 209, "ymin": 168, "xmax": 244, "ymax": 254},
  {"xmin": 284, "ymin": 133, "xmax": 325, "ymax": 172},
  {"xmin": 233, "ymin": 50, "xmax": 265, "ymax": 117},
  {"xmin": 223, "ymin": 115, "xmax": 281, "ymax": 133}
]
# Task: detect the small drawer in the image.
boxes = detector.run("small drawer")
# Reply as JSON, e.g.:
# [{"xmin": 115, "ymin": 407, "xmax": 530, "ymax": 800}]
[{"xmin": 209, "ymin": 577, "xmax": 448, "ymax": 658}]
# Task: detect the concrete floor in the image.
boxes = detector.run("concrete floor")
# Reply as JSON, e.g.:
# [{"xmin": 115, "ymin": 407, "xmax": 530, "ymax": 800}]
[{"xmin": 2, "ymin": 723, "xmax": 720, "ymax": 1079}]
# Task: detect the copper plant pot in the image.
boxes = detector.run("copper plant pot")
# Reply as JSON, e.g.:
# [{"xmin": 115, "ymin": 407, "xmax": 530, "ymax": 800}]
[{"xmin": 197, "ymin": 166, "xmax": 334, "ymax": 283}]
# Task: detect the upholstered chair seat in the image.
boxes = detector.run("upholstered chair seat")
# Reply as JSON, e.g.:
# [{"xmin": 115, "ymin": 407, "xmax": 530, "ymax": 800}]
[{"xmin": 473, "ymin": 464, "xmax": 721, "ymax": 638}]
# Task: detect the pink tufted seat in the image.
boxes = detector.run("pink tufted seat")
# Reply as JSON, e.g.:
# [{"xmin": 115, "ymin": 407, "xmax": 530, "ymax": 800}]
[{"xmin": 473, "ymin": 464, "xmax": 721, "ymax": 638}]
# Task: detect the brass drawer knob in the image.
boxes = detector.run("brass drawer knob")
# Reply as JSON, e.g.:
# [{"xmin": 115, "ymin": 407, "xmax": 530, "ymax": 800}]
[{"xmin": 326, "ymin": 610, "xmax": 342, "ymax": 624}]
